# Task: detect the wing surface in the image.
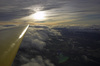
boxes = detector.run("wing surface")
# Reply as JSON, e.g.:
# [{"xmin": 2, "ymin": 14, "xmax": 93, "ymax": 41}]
[{"xmin": 0, "ymin": 25, "xmax": 29, "ymax": 66}]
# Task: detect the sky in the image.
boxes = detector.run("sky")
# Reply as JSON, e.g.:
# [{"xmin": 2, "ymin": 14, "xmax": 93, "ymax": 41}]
[{"xmin": 0, "ymin": 0, "xmax": 100, "ymax": 25}]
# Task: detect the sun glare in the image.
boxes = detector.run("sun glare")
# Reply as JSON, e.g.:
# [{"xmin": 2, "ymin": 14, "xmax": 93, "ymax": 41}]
[{"xmin": 33, "ymin": 11, "xmax": 46, "ymax": 20}]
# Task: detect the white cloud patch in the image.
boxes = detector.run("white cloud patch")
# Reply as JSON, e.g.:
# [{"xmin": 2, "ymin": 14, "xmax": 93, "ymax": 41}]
[
  {"xmin": 21, "ymin": 56, "xmax": 55, "ymax": 66},
  {"xmin": 20, "ymin": 25, "xmax": 61, "ymax": 50}
]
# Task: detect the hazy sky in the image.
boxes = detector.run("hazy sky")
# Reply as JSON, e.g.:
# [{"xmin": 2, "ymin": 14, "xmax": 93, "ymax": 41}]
[{"xmin": 0, "ymin": 0, "xmax": 100, "ymax": 25}]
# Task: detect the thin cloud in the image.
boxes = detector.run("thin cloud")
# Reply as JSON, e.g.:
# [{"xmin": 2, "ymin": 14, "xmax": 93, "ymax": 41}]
[{"xmin": 0, "ymin": 0, "xmax": 100, "ymax": 24}]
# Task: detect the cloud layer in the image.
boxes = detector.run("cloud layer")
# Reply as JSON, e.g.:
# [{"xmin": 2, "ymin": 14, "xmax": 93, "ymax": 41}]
[
  {"xmin": 11, "ymin": 25, "xmax": 62, "ymax": 66},
  {"xmin": 0, "ymin": 0, "xmax": 100, "ymax": 24},
  {"xmin": 22, "ymin": 56, "xmax": 55, "ymax": 66},
  {"xmin": 20, "ymin": 25, "xmax": 61, "ymax": 49},
  {"xmin": 1, "ymin": 25, "xmax": 98, "ymax": 66}
]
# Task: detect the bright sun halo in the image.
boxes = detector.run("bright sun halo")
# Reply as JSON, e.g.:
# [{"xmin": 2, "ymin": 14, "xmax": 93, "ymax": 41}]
[{"xmin": 33, "ymin": 11, "xmax": 46, "ymax": 20}]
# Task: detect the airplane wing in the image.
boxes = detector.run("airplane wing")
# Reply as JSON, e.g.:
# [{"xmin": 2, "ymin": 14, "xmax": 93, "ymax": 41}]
[{"xmin": 0, "ymin": 25, "xmax": 29, "ymax": 66}]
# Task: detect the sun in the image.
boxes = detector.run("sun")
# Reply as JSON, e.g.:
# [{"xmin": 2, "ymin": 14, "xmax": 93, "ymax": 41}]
[{"xmin": 33, "ymin": 11, "xmax": 46, "ymax": 20}]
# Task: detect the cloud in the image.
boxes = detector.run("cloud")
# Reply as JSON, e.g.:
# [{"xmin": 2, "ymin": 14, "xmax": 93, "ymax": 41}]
[
  {"xmin": 20, "ymin": 25, "xmax": 61, "ymax": 50},
  {"xmin": 1, "ymin": 0, "xmax": 100, "ymax": 24},
  {"xmin": 31, "ymin": 39, "xmax": 46, "ymax": 49},
  {"xmin": 12, "ymin": 25, "xmax": 100, "ymax": 66},
  {"xmin": 21, "ymin": 56, "xmax": 55, "ymax": 66},
  {"xmin": 0, "ymin": 0, "xmax": 68, "ymax": 21},
  {"xmin": 42, "ymin": 0, "xmax": 67, "ymax": 11},
  {"xmin": 0, "ymin": 25, "xmax": 16, "ymax": 30},
  {"xmin": 0, "ymin": 9, "xmax": 32, "ymax": 21},
  {"xmin": 0, "ymin": 0, "xmax": 39, "ymax": 21},
  {"xmin": 12, "ymin": 25, "xmax": 62, "ymax": 66}
]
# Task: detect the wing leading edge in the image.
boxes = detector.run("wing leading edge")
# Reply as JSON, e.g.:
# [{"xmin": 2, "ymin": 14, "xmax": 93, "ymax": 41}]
[{"xmin": 0, "ymin": 25, "xmax": 29, "ymax": 66}]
